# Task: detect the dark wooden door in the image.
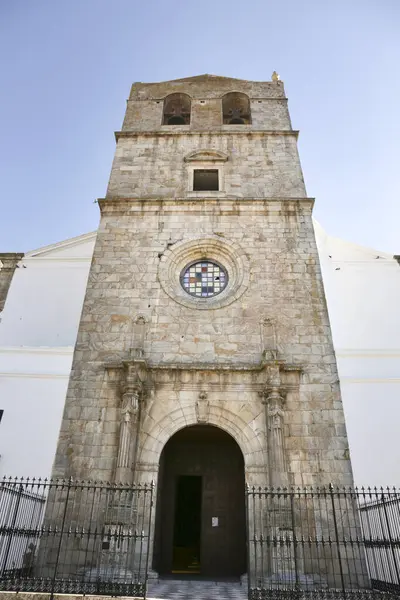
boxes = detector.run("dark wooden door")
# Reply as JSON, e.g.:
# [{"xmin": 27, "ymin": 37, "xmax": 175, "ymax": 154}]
[
  {"xmin": 201, "ymin": 440, "xmax": 245, "ymax": 576},
  {"xmin": 155, "ymin": 425, "xmax": 246, "ymax": 577}
]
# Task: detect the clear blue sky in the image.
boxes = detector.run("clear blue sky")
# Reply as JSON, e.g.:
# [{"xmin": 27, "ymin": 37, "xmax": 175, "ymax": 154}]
[{"xmin": 1, "ymin": 0, "xmax": 399, "ymax": 254}]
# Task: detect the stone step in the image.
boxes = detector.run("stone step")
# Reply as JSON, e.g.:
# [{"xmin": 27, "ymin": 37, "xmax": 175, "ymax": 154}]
[{"xmin": 147, "ymin": 579, "xmax": 247, "ymax": 600}]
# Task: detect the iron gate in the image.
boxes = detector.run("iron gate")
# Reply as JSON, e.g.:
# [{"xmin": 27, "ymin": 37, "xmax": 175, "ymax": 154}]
[
  {"xmin": 0, "ymin": 477, "xmax": 154, "ymax": 598},
  {"xmin": 246, "ymin": 485, "xmax": 400, "ymax": 599}
]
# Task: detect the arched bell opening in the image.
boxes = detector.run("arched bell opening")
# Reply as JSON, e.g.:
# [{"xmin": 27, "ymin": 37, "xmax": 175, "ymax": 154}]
[
  {"xmin": 222, "ymin": 92, "xmax": 251, "ymax": 125},
  {"xmin": 163, "ymin": 93, "xmax": 191, "ymax": 125},
  {"xmin": 153, "ymin": 424, "xmax": 246, "ymax": 578}
]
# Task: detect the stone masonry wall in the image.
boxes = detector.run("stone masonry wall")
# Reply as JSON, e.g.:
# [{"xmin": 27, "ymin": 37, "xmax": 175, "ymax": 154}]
[
  {"xmin": 107, "ymin": 134, "xmax": 304, "ymax": 198},
  {"xmin": 122, "ymin": 99, "xmax": 291, "ymax": 131},
  {"xmin": 130, "ymin": 76, "xmax": 286, "ymax": 101},
  {"xmin": 53, "ymin": 197, "xmax": 352, "ymax": 487},
  {"xmin": 122, "ymin": 75, "xmax": 291, "ymax": 131},
  {"xmin": 51, "ymin": 75, "xmax": 354, "ymax": 492}
]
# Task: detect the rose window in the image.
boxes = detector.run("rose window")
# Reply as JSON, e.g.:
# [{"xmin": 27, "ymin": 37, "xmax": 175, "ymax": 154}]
[{"xmin": 181, "ymin": 260, "xmax": 228, "ymax": 298}]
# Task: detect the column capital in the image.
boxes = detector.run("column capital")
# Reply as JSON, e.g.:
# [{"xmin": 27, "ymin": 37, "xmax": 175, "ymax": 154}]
[
  {"xmin": 259, "ymin": 385, "xmax": 285, "ymax": 405},
  {"xmin": 120, "ymin": 390, "xmax": 140, "ymax": 422}
]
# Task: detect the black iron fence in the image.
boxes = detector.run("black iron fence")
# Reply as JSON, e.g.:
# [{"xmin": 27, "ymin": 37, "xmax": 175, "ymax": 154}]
[
  {"xmin": 2, "ymin": 479, "xmax": 400, "ymax": 600},
  {"xmin": 359, "ymin": 490, "xmax": 400, "ymax": 593},
  {"xmin": 0, "ymin": 477, "xmax": 154, "ymax": 598},
  {"xmin": 246, "ymin": 485, "xmax": 400, "ymax": 599}
]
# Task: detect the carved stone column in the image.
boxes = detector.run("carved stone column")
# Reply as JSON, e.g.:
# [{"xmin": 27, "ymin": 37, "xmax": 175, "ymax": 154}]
[
  {"xmin": 262, "ymin": 366, "xmax": 289, "ymax": 488},
  {"xmin": 115, "ymin": 388, "xmax": 140, "ymax": 483},
  {"xmin": 114, "ymin": 357, "xmax": 148, "ymax": 484},
  {"xmin": 264, "ymin": 386, "xmax": 288, "ymax": 488}
]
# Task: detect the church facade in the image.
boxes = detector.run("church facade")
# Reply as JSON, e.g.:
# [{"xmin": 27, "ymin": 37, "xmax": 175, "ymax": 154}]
[
  {"xmin": 2, "ymin": 227, "xmax": 400, "ymax": 486},
  {"xmin": 44, "ymin": 74, "xmax": 356, "ymax": 578}
]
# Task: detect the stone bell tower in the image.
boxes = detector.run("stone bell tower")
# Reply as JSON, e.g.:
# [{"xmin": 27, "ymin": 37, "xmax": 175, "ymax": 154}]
[{"xmin": 51, "ymin": 73, "xmax": 355, "ymax": 578}]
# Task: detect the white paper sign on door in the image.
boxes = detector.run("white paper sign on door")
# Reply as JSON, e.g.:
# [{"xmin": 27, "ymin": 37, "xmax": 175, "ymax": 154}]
[{"xmin": 212, "ymin": 517, "xmax": 218, "ymax": 527}]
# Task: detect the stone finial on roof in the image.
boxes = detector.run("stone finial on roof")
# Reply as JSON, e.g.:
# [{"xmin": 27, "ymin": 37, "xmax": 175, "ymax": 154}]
[{"xmin": 271, "ymin": 71, "xmax": 280, "ymax": 82}]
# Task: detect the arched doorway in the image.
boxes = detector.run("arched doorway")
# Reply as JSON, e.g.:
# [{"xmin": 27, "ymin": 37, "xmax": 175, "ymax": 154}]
[{"xmin": 153, "ymin": 425, "xmax": 246, "ymax": 578}]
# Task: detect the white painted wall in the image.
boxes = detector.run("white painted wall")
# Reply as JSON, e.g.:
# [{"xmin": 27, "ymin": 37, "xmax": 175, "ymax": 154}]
[
  {"xmin": 1, "ymin": 226, "xmax": 399, "ymax": 485},
  {"xmin": 0, "ymin": 233, "xmax": 95, "ymax": 348},
  {"xmin": 0, "ymin": 233, "xmax": 95, "ymax": 478},
  {"xmin": 0, "ymin": 348, "xmax": 72, "ymax": 477},
  {"xmin": 315, "ymin": 221, "xmax": 400, "ymax": 486}
]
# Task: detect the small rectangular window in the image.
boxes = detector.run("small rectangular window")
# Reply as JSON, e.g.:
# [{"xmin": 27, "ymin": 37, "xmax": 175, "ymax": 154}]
[
  {"xmin": 0, "ymin": 410, "xmax": 3, "ymax": 424},
  {"xmin": 193, "ymin": 169, "xmax": 219, "ymax": 191}
]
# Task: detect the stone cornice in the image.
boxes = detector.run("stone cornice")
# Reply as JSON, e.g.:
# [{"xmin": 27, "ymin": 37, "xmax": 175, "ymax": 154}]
[
  {"xmin": 98, "ymin": 197, "xmax": 315, "ymax": 215},
  {"xmin": 148, "ymin": 360, "xmax": 300, "ymax": 372},
  {"xmin": 115, "ymin": 129, "xmax": 299, "ymax": 141},
  {"xmin": 104, "ymin": 357, "xmax": 303, "ymax": 394},
  {"xmin": 103, "ymin": 358, "xmax": 303, "ymax": 393},
  {"xmin": 105, "ymin": 356, "xmax": 303, "ymax": 376},
  {"xmin": 128, "ymin": 96, "xmax": 289, "ymax": 103}
]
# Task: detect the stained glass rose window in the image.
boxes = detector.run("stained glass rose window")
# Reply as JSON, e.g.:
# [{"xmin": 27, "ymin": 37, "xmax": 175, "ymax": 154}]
[{"xmin": 181, "ymin": 260, "xmax": 228, "ymax": 298}]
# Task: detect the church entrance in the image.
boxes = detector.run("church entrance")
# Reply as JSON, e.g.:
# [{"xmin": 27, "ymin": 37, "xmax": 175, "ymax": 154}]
[{"xmin": 153, "ymin": 425, "xmax": 246, "ymax": 578}]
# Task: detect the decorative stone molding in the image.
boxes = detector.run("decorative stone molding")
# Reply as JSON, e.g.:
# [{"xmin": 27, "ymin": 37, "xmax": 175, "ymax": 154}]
[
  {"xmin": 185, "ymin": 150, "xmax": 228, "ymax": 194},
  {"xmin": 106, "ymin": 357, "xmax": 302, "ymax": 389},
  {"xmin": 157, "ymin": 235, "xmax": 250, "ymax": 310},
  {"xmin": 137, "ymin": 403, "xmax": 267, "ymax": 473},
  {"xmin": 196, "ymin": 391, "xmax": 210, "ymax": 423},
  {"xmin": 130, "ymin": 315, "xmax": 147, "ymax": 356},
  {"xmin": 106, "ymin": 356, "xmax": 301, "ymax": 483},
  {"xmin": 98, "ymin": 197, "xmax": 315, "ymax": 217},
  {"xmin": 114, "ymin": 130, "xmax": 299, "ymax": 140},
  {"xmin": 0, "ymin": 253, "xmax": 24, "ymax": 312},
  {"xmin": 184, "ymin": 149, "xmax": 229, "ymax": 163},
  {"xmin": 260, "ymin": 318, "xmax": 278, "ymax": 360}
]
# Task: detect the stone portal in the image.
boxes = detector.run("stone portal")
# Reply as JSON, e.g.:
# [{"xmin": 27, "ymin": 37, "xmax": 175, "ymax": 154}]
[{"xmin": 153, "ymin": 425, "xmax": 246, "ymax": 578}]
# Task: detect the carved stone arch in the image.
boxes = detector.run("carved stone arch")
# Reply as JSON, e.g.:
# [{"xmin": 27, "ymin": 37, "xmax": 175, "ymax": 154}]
[
  {"xmin": 163, "ymin": 93, "xmax": 191, "ymax": 125},
  {"xmin": 222, "ymin": 91, "xmax": 251, "ymax": 124},
  {"xmin": 138, "ymin": 403, "xmax": 267, "ymax": 471}
]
